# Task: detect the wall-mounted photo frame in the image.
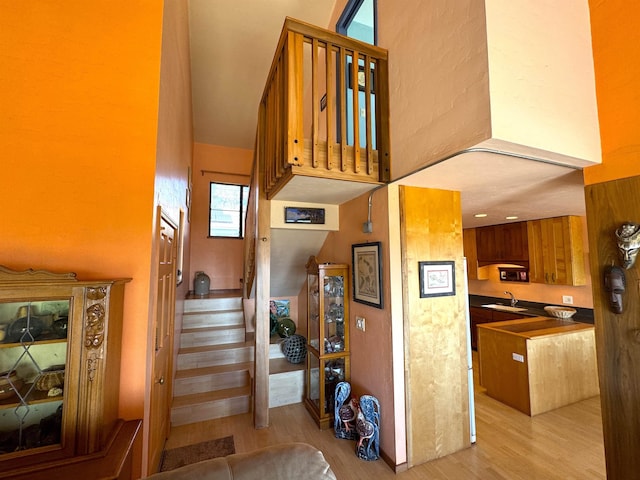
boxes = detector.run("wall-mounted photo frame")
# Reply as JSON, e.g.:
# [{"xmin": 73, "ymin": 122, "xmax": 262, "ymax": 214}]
[
  {"xmin": 284, "ymin": 207, "xmax": 325, "ymax": 224},
  {"xmin": 352, "ymin": 242, "xmax": 383, "ymax": 309},
  {"xmin": 419, "ymin": 261, "xmax": 455, "ymax": 298}
]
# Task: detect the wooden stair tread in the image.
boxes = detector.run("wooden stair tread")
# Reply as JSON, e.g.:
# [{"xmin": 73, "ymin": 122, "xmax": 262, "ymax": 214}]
[
  {"xmin": 181, "ymin": 325, "xmax": 245, "ymax": 334},
  {"xmin": 172, "ymin": 385, "xmax": 251, "ymax": 408},
  {"xmin": 176, "ymin": 362, "xmax": 254, "ymax": 379},
  {"xmin": 269, "ymin": 358, "xmax": 305, "ymax": 375},
  {"xmin": 179, "ymin": 342, "xmax": 253, "ymax": 354},
  {"xmin": 183, "ymin": 308, "xmax": 244, "ymax": 315},
  {"xmin": 185, "ymin": 289, "xmax": 242, "ymax": 300}
]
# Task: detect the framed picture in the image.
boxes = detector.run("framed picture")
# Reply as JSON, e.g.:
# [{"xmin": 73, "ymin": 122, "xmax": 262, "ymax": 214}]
[
  {"xmin": 284, "ymin": 207, "xmax": 325, "ymax": 224},
  {"xmin": 419, "ymin": 261, "xmax": 455, "ymax": 298},
  {"xmin": 352, "ymin": 242, "xmax": 383, "ymax": 308},
  {"xmin": 347, "ymin": 62, "xmax": 375, "ymax": 92}
]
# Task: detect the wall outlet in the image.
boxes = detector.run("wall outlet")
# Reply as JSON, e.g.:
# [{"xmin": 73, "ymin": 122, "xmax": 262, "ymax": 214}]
[
  {"xmin": 356, "ymin": 316, "xmax": 366, "ymax": 332},
  {"xmin": 562, "ymin": 295, "xmax": 574, "ymax": 305},
  {"xmin": 512, "ymin": 353, "xmax": 524, "ymax": 363}
]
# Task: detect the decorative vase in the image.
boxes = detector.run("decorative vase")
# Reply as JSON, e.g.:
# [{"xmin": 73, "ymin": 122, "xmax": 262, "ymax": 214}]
[
  {"xmin": 282, "ymin": 334, "xmax": 307, "ymax": 364},
  {"xmin": 276, "ymin": 317, "xmax": 296, "ymax": 338},
  {"xmin": 52, "ymin": 316, "xmax": 68, "ymax": 338},
  {"xmin": 6, "ymin": 316, "xmax": 44, "ymax": 343},
  {"xmin": 194, "ymin": 271, "xmax": 210, "ymax": 296}
]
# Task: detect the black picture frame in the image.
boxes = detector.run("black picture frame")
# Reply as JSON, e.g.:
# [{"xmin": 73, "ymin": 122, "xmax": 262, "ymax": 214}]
[
  {"xmin": 284, "ymin": 207, "xmax": 325, "ymax": 224},
  {"xmin": 347, "ymin": 62, "xmax": 375, "ymax": 92},
  {"xmin": 352, "ymin": 242, "xmax": 383, "ymax": 308},
  {"xmin": 419, "ymin": 261, "xmax": 456, "ymax": 298}
]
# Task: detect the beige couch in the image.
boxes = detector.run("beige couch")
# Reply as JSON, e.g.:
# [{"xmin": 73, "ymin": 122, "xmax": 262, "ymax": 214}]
[{"xmin": 146, "ymin": 442, "xmax": 337, "ymax": 480}]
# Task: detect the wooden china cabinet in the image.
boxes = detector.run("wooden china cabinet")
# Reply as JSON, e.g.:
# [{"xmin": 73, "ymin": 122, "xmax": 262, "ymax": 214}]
[
  {"xmin": 304, "ymin": 256, "xmax": 350, "ymax": 430},
  {"xmin": 0, "ymin": 266, "xmax": 138, "ymax": 479}
]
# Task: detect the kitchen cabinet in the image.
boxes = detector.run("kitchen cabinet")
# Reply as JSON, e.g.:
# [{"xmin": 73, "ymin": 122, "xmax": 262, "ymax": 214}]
[
  {"xmin": 463, "ymin": 228, "xmax": 479, "ymax": 280},
  {"xmin": 527, "ymin": 216, "xmax": 586, "ymax": 286},
  {"xmin": 304, "ymin": 256, "xmax": 350, "ymax": 429},
  {"xmin": 469, "ymin": 306, "xmax": 525, "ymax": 350},
  {"xmin": 475, "ymin": 222, "xmax": 529, "ymax": 266},
  {"xmin": 0, "ymin": 266, "xmax": 132, "ymax": 475},
  {"xmin": 477, "ymin": 317, "xmax": 598, "ymax": 415}
]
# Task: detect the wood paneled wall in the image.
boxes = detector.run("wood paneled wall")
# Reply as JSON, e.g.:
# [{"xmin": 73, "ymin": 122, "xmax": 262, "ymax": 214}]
[
  {"xmin": 398, "ymin": 186, "xmax": 470, "ymax": 467},
  {"xmin": 585, "ymin": 175, "xmax": 640, "ymax": 478}
]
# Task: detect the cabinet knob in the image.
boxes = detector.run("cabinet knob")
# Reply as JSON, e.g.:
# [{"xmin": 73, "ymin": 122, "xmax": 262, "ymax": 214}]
[{"xmin": 157, "ymin": 376, "xmax": 165, "ymax": 385}]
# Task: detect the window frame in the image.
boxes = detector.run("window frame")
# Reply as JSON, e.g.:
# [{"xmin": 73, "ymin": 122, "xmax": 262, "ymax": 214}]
[
  {"xmin": 208, "ymin": 182, "xmax": 249, "ymax": 239},
  {"xmin": 336, "ymin": 0, "xmax": 378, "ymax": 46}
]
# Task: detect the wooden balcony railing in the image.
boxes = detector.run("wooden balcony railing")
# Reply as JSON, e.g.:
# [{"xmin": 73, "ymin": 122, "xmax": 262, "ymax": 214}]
[{"xmin": 259, "ymin": 17, "xmax": 391, "ymax": 199}]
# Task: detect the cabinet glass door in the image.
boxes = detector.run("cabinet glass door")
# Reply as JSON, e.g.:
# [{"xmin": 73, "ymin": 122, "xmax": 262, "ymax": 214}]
[
  {"xmin": 0, "ymin": 299, "xmax": 69, "ymax": 455},
  {"xmin": 322, "ymin": 273, "xmax": 345, "ymax": 355},
  {"xmin": 308, "ymin": 272, "xmax": 320, "ymax": 352}
]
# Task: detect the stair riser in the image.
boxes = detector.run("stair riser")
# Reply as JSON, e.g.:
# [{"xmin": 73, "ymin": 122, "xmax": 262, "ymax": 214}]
[
  {"xmin": 177, "ymin": 347, "xmax": 254, "ymax": 370},
  {"xmin": 183, "ymin": 311, "xmax": 244, "ymax": 329},
  {"xmin": 184, "ymin": 297, "xmax": 243, "ymax": 313},
  {"xmin": 269, "ymin": 370, "xmax": 305, "ymax": 408},
  {"xmin": 174, "ymin": 370, "xmax": 250, "ymax": 397},
  {"xmin": 180, "ymin": 328, "xmax": 245, "ymax": 348},
  {"xmin": 171, "ymin": 396, "xmax": 250, "ymax": 426},
  {"xmin": 270, "ymin": 342, "xmax": 285, "ymax": 359}
]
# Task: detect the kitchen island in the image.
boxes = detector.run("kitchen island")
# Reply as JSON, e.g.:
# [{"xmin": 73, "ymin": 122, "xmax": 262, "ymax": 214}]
[{"xmin": 477, "ymin": 317, "xmax": 598, "ymax": 416}]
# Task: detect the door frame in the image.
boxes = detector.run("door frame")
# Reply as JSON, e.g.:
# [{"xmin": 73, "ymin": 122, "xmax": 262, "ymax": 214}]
[{"xmin": 143, "ymin": 206, "xmax": 179, "ymax": 475}]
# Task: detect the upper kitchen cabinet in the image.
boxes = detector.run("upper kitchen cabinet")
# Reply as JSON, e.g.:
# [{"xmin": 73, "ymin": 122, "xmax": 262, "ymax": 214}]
[
  {"xmin": 463, "ymin": 229, "xmax": 479, "ymax": 280},
  {"xmin": 475, "ymin": 222, "xmax": 529, "ymax": 267},
  {"xmin": 527, "ymin": 216, "xmax": 586, "ymax": 286}
]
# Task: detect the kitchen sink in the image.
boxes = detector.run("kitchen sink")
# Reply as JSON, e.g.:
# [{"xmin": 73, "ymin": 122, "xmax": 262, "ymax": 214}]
[{"xmin": 481, "ymin": 303, "xmax": 528, "ymax": 313}]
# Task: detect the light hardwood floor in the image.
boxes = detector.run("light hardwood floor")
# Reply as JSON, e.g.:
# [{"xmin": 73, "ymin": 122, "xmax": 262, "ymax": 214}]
[{"xmin": 166, "ymin": 353, "xmax": 605, "ymax": 479}]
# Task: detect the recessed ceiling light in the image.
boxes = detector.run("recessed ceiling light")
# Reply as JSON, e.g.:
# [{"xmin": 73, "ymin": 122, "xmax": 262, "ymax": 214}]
[
  {"xmin": 505, "ymin": 216, "xmax": 519, "ymax": 220},
  {"xmin": 474, "ymin": 213, "xmax": 488, "ymax": 218}
]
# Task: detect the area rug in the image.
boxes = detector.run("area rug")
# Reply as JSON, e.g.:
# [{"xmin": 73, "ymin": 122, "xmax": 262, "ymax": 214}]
[{"xmin": 160, "ymin": 435, "xmax": 235, "ymax": 472}]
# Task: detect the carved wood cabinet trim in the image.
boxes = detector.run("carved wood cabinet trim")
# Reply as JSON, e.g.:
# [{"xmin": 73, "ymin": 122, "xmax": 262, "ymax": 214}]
[{"xmin": 0, "ymin": 266, "xmax": 130, "ymax": 474}]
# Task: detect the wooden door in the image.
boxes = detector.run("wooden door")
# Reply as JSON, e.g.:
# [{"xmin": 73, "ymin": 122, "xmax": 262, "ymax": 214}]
[{"xmin": 148, "ymin": 210, "xmax": 178, "ymax": 473}]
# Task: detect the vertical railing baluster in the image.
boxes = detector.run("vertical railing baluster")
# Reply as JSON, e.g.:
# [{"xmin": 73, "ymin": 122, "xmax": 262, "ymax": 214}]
[
  {"xmin": 351, "ymin": 51, "xmax": 361, "ymax": 173},
  {"xmin": 326, "ymin": 43, "xmax": 335, "ymax": 170},
  {"xmin": 365, "ymin": 55, "xmax": 373, "ymax": 175},
  {"xmin": 277, "ymin": 55, "xmax": 284, "ymax": 177},
  {"xmin": 312, "ymin": 38, "xmax": 319, "ymax": 168},
  {"xmin": 286, "ymin": 31, "xmax": 304, "ymax": 167},
  {"xmin": 339, "ymin": 47, "xmax": 347, "ymax": 171}
]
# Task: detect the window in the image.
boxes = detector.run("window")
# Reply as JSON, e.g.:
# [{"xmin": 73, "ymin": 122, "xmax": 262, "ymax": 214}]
[
  {"xmin": 336, "ymin": 0, "xmax": 376, "ymax": 45},
  {"xmin": 209, "ymin": 182, "xmax": 249, "ymax": 238},
  {"xmin": 336, "ymin": 0, "xmax": 377, "ymax": 148}
]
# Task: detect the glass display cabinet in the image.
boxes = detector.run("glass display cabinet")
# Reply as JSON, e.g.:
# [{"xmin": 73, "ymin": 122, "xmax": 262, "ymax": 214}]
[
  {"xmin": 0, "ymin": 266, "xmax": 129, "ymax": 473},
  {"xmin": 304, "ymin": 256, "xmax": 350, "ymax": 429}
]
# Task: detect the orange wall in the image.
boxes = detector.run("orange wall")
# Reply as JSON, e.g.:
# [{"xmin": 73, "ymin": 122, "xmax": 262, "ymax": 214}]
[
  {"xmin": 316, "ymin": 188, "xmax": 397, "ymax": 461},
  {"xmin": 190, "ymin": 143, "xmax": 252, "ymax": 291},
  {"xmin": 0, "ymin": 0, "xmax": 164, "ymax": 428},
  {"xmin": 148, "ymin": 0, "xmax": 193, "ymax": 475},
  {"xmin": 584, "ymin": 2, "xmax": 640, "ymax": 184},
  {"xmin": 154, "ymin": 0, "xmax": 194, "ymax": 321}
]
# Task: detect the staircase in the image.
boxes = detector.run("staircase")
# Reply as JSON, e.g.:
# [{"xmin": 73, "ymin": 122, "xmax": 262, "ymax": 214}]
[
  {"xmin": 170, "ymin": 291, "xmax": 306, "ymax": 426},
  {"xmin": 171, "ymin": 292, "xmax": 253, "ymax": 426}
]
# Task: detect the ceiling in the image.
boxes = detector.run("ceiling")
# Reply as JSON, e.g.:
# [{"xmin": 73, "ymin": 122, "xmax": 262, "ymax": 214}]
[
  {"xmin": 189, "ymin": 0, "xmax": 336, "ymax": 149},
  {"xmin": 187, "ymin": 1, "xmax": 588, "ymax": 230}
]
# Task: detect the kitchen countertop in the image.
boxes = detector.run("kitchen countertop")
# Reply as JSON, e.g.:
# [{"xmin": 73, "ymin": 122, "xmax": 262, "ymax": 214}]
[
  {"xmin": 469, "ymin": 295, "xmax": 594, "ymax": 324},
  {"xmin": 476, "ymin": 316, "xmax": 594, "ymax": 339}
]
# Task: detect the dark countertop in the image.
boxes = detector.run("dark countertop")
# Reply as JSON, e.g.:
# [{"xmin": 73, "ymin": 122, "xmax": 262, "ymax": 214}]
[{"xmin": 469, "ymin": 294, "xmax": 595, "ymax": 324}]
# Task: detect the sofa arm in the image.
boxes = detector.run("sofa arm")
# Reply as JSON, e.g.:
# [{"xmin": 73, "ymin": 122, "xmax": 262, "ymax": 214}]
[{"xmin": 146, "ymin": 442, "xmax": 336, "ymax": 480}]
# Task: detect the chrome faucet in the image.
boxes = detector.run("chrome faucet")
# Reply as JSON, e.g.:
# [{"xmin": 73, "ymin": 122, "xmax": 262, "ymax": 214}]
[{"xmin": 504, "ymin": 291, "xmax": 518, "ymax": 307}]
